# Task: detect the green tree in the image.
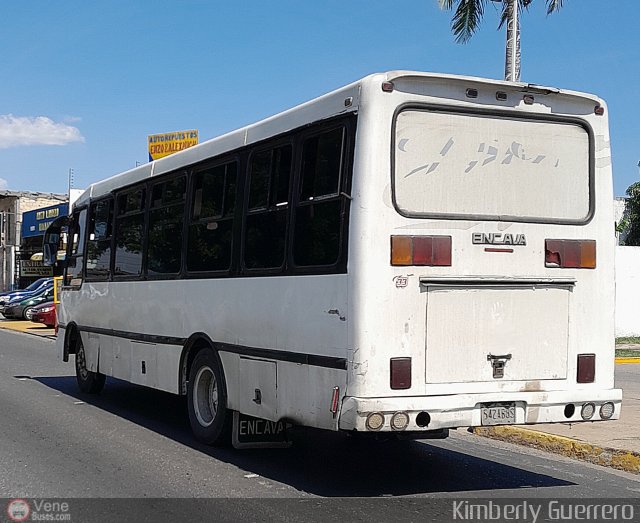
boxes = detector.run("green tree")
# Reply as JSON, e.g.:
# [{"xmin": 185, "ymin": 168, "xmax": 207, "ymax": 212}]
[
  {"xmin": 438, "ymin": 0, "xmax": 565, "ymax": 81},
  {"xmin": 623, "ymin": 182, "xmax": 640, "ymax": 246}
]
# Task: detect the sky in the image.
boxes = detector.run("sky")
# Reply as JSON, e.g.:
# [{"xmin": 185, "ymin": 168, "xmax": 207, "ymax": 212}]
[{"xmin": 0, "ymin": 0, "xmax": 638, "ymax": 197}]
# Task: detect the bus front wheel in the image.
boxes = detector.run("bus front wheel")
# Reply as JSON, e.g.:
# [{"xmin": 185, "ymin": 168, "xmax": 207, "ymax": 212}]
[
  {"xmin": 74, "ymin": 336, "xmax": 106, "ymax": 394},
  {"xmin": 187, "ymin": 347, "xmax": 231, "ymax": 446}
]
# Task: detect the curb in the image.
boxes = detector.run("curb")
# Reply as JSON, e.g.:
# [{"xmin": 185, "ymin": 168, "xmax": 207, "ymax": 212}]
[
  {"xmin": 473, "ymin": 426, "xmax": 640, "ymax": 474},
  {"xmin": 615, "ymin": 357, "xmax": 640, "ymax": 364},
  {"xmin": 0, "ymin": 321, "xmax": 55, "ymax": 339}
]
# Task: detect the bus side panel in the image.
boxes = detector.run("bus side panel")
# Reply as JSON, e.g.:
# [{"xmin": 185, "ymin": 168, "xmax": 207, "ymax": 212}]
[
  {"xmin": 97, "ymin": 333, "xmax": 114, "ymax": 376},
  {"xmin": 81, "ymin": 331, "xmax": 100, "ymax": 374},
  {"xmin": 220, "ymin": 351, "xmax": 347, "ymax": 430},
  {"xmin": 155, "ymin": 344, "xmax": 182, "ymax": 394},
  {"xmin": 276, "ymin": 361, "xmax": 347, "ymax": 430}
]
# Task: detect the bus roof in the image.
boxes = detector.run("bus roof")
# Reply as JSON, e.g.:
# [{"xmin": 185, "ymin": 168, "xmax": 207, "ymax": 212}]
[{"xmin": 74, "ymin": 70, "xmax": 602, "ymax": 207}]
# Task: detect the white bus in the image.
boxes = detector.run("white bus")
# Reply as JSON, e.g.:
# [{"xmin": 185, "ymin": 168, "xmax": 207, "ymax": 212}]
[{"xmin": 45, "ymin": 71, "xmax": 621, "ymax": 446}]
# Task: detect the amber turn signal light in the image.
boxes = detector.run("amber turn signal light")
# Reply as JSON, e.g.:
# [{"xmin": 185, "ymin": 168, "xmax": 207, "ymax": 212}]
[
  {"xmin": 545, "ymin": 239, "xmax": 596, "ymax": 269},
  {"xmin": 391, "ymin": 235, "xmax": 452, "ymax": 266}
]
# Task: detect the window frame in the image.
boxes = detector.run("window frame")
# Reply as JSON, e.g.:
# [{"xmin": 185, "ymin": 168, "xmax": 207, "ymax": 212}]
[
  {"xmin": 184, "ymin": 156, "xmax": 240, "ymax": 278},
  {"xmin": 390, "ymin": 103, "xmax": 596, "ymax": 225},
  {"xmin": 241, "ymin": 138, "xmax": 294, "ymax": 275},
  {"xmin": 63, "ymin": 205, "xmax": 89, "ymax": 288},
  {"xmin": 79, "ymin": 112, "xmax": 356, "ymax": 284},
  {"xmin": 144, "ymin": 171, "xmax": 188, "ymax": 280},
  {"xmin": 288, "ymin": 117, "xmax": 355, "ymax": 275},
  {"xmin": 112, "ymin": 183, "xmax": 148, "ymax": 281},
  {"xmin": 84, "ymin": 196, "xmax": 114, "ymax": 282}
]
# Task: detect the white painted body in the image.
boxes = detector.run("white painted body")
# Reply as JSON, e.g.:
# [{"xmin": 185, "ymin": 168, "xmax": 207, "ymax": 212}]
[
  {"xmin": 615, "ymin": 246, "xmax": 640, "ymax": 337},
  {"xmin": 57, "ymin": 71, "xmax": 621, "ymax": 435}
]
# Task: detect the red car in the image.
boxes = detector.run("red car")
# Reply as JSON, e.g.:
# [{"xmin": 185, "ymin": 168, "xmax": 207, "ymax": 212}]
[{"xmin": 30, "ymin": 302, "xmax": 56, "ymax": 328}]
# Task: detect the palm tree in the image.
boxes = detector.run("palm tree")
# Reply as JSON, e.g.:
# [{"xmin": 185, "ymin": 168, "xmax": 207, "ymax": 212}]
[{"xmin": 439, "ymin": 0, "xmax": 565, "ymax": 82}]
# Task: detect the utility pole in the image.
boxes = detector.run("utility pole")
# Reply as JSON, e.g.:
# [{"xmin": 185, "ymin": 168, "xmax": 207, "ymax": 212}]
[{"xmin": 68, "ymin": 168, "xmax": 74, "ymax": 198}]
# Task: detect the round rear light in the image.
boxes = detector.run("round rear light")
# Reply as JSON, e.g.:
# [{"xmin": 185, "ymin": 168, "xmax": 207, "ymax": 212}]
[
  {"xmin": 581, "ymin": 403, "xmax": 596, "ymax": 420},
  {"xmin": 366, "ymin": 412, "xmax": 385, "ymax": 431},
  {"xmin": 600, "ymin": 402, "xmax": 615, "ymax": 420},
  {"xmin": 390, "ymin": 412, "xmax": 410, "ymax": 431}
]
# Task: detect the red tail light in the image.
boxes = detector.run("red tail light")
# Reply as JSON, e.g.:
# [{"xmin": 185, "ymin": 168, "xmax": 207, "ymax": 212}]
[
  {"xmin": 390, "ymin": 357, "xmax": 412, "ymax": 390},
  {"xmin": 391, "ymin": 236, "xmax": 452, "ymax": 266},
  {"xmin": 330, "ymin": 386, "xmax": 340, "ymax": 414},
  {"xmin": 545, "ymin": 239, "xmax": 596, "ymax": 269},
  {"xmin": 577, "ymin": 354, "xmax": 595, "ymax": 383}
]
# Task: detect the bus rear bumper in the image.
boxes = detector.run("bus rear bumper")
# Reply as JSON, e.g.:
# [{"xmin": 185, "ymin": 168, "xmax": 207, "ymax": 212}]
[{"xmin": 338, "ymin": 388, "xmax": 622, "ymax": 432}]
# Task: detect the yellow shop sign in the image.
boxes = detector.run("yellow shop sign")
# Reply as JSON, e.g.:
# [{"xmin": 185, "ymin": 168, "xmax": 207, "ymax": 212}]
[{"xmin": 148, "ymin": 130, "xmax": 198, "ymax": 161}]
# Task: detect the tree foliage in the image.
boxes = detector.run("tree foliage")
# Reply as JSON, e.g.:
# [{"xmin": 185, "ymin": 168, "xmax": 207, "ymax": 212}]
[
  {"xmin": 438, "ymin": 0, "xmax": 564, "ymax": 43},
  {"xmin": 623, "ymin": 182, "xmax": 640, "ymax": 246}
]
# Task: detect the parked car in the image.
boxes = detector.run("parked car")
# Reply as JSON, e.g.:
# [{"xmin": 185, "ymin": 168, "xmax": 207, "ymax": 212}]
[
  {"xmin": 2, "ymin": 286, "xmax": 55, "ymax": 320},
  {"xmin": 30, "ymin": 302, "xmax": 56, "ymax": 328},
  {"xmin": 0, "ymin": 277, "xmax": 53, "ymax": 309}
]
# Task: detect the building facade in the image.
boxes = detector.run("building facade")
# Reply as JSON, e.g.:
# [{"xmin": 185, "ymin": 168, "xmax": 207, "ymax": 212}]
[{"xmin": 0, "ymin": 191, "xmax": 67, "ymax": 291}]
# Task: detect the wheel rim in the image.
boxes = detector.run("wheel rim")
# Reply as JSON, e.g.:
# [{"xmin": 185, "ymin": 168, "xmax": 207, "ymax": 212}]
[
  {"xmin": 193, "ymin": 365, "xmax": 218, "ymax": 428},
  {"xmin": 24, "ymin": 308, "xmax": 34, "ymax": 320},
  {"xmin": 76, "ymin": 344, "xmax": 89, "ymax": 380}
]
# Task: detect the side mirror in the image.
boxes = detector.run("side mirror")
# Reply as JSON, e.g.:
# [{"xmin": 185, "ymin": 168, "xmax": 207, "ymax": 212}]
[{"xmin": 43, "ymin": 216, "xmax": 70, "ymax": 267}]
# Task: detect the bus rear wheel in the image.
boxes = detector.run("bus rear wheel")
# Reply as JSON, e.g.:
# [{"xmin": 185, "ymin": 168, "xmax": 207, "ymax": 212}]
[
  {"xmin": 75, "ymin": 336, "xmax": 106, "ymax": 394},
  {"xmin": 187, "ymin": 347, "xmax": 231, "ymax": 446}
]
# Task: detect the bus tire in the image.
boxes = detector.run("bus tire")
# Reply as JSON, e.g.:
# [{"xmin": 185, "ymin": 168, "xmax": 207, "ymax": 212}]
[
  {"xmin": 75, "ymin": 336, "xmax": 106, "ymax": 394},
  {"xmin": 187, "ymin": 347, "xmax": 231, "ymax": 446}
]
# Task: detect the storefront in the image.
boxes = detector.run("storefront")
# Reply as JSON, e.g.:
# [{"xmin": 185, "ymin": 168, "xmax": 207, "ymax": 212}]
[{"xmin": 20, "ymin": 202, "xmax": 68, "ymax": 288}]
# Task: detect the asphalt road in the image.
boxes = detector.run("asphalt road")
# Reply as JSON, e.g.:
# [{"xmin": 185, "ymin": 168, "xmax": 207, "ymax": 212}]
[
  {"xmin": 616, "ymin": 362, "xmax": 640, "ymax": 395},
  {"xmin": 1, "ymin": 329, "xmax": 639, "ymax": 520}
]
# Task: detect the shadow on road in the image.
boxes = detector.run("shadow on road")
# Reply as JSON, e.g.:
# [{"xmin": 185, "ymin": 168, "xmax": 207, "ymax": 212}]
[{"xmin": 32, "ymin": 375, "xmax": 574, "ymax": 497}]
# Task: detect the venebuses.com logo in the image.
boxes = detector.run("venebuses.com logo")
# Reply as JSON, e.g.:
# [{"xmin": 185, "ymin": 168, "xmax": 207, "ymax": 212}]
[
  {"xmin": 6, "ymin": 499, "xmax": 30, "ymax": 522},
  {"xmin": 5, "ymin": 499, "xmax": 71, "ymax": 522}
]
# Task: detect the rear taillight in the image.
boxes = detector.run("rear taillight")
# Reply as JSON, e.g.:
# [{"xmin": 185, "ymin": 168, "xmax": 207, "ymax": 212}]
[
  {"xmin": 391, "ymin": 236, "xmax": 452, "ymax": 266},
  {"xmin": 390, "ymin": 357, "xmax": 412, "ymax": 390},
  {"xmin": 577, "ymin": 354, "xmax": 595, "ymax": 383},
  {"xmin": 330, "ymin": 386, "xmax": 340, "ymax": 415},
  {"xmin": 545, "ymin": 239, "xmax": 596, "ymax": 269}
]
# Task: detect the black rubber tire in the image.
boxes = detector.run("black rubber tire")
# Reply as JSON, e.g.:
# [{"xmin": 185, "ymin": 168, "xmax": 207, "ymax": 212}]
[
  {"xmin": 187, "ymin": 347, "xmax": 232, "ymax": 446},
  {"xmin": 75, "ymin": 336, "xmax": 106, "ymax": 394},
  {"xmin": 23, "ymin": 306, "xmax": 35, "ymax": 321}
]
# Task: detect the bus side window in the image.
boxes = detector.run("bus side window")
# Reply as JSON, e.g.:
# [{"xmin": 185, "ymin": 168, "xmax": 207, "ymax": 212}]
[
  {"xmin": 86, "ymin": 199, "xmax": 114, "ymax": 281},
  {"xmin": 244, "ymin": 145, "xmax": 292, "ymax": 270},
  {"xmin": 114, "ymin": 186, "xmax": 146, "ymax": 278},
  {"xmin": 147, "ymin": 176, "xmax": 186, "ymax": 276},
  {"xmin": 294, "ymin": 127, "xmax": 345, "ymax": 267},
  {"xmin": 65, "ymin": 208, "xmax": 87, "ymax": 287},
  {"xmin": 187, "ymin": 160, "xmax": 237, "ymax": 273}
]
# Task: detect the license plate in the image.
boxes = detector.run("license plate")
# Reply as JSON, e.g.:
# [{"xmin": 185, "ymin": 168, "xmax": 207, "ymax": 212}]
[
  {"xmin": 481, "ymin": 403, "xmax": 516, "ymax": 426},
  {"xmin": 231, "ymin": 412, "xmax": 292, "ymax": 449}
]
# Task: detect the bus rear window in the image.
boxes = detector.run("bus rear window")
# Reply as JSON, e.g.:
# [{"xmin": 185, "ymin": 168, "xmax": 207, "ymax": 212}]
[{"xmin": 393, "ymin": 109, "xmax": 591, "ymax": 222}]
